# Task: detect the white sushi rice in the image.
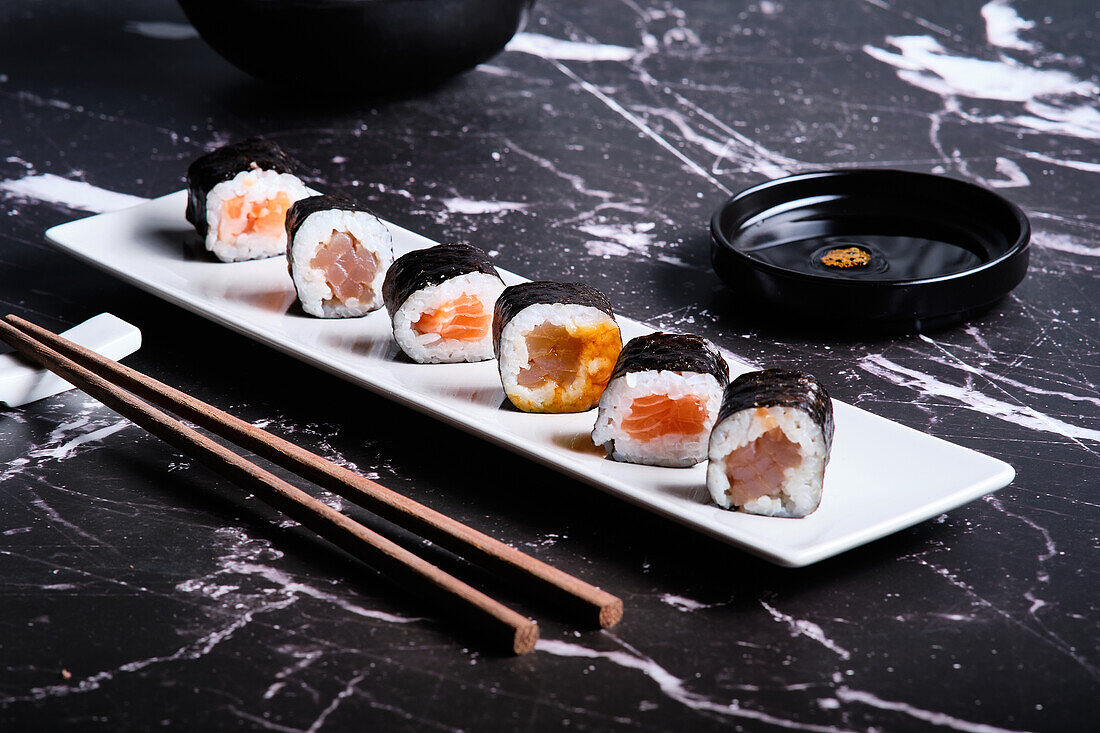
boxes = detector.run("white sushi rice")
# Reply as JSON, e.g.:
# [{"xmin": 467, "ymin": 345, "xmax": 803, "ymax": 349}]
[
  {"xmin": 498, "ymin": 304, "xmax": 618, "ymax": 411},
  {"xmin": 288, "ymin": 208, "xmax": 393, "ymax": 318},
  {"xmin": 592, "ymin": 370, "xmax": 724, "ymax": 467},
  {"xmin": 706, "ymin": 406, "xmax": 828, "ymax": 517},
  {"xmin": 391, "ymin": 272, "xmax": 504, "ymax": 363},
  {"xmin": 204, "ymin": 168, "xmax": 310, "ymax": 262}
]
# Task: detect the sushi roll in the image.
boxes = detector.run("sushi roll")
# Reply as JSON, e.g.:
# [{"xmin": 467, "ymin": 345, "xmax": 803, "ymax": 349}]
[
  {"xmin": 286, "ymin": 194, "xmax": 393, "ymax": 318},
  {"xmin": 591, "ymin": 333, "xmax": 729, "ymax": 467},
  {"xmin": 494, "ymin": 282, "xmax": 622, "ymax": 413},
  {"xmin": 382, "ymin": 243, "xmax": 505, "ymax": 363},
  {"xmin": 707, "ymin": 369, "xmax": 834, "ymax": 517},
  {"xmin": 185, "ymin": 138, "xmax": 310, "ymax": 262}
]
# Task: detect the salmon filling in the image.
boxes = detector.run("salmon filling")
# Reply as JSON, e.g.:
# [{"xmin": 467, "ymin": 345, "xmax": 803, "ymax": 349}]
[
  {"xmin": 217, "ymin": 191, "xmax": 293, "ymax": 244},
  {"xmin": 310, "ymin": 229, "xmax": 379, "ymax": 305},
  {"xmin": 724, "ymin": 425, "xmax": 802, "ymax": 507},
  {"xmin": 413, "ymin": 292, "xmax": 490, "ymax": 341},
  {"xmin": 622, "ymin": 394, "xmax": 707, "ymax": 442}
]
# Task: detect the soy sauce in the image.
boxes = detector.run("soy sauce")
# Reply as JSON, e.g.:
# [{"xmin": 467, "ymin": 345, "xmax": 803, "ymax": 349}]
[{"xmin": 735, "ymin": 201, "xmax": 988, "ymax": 282}]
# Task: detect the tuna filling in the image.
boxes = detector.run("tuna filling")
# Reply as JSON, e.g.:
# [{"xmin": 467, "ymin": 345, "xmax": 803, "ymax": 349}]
[
  {"xmin": 518, "ymin": 323, "xmax": 584, "ymax": 388},
  {"xmin": 724, "ymin": 427, "xmax": 802, "ymax": 507},
  {"xmin": 508, "ymin": 319, "xmax": 621, "ymax": 413},
  {"xmin": 310, "ymin": 230, "xmax": 379, "ymax": 306}
]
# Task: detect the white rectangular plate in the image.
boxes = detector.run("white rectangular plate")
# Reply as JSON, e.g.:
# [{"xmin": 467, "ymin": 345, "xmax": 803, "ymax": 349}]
[{"xmin": 45, "ymin": 191, "xmax": 1014, "ymax": 566}]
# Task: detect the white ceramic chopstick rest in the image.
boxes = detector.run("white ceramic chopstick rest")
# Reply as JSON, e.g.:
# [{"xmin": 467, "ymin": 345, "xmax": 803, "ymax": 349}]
[{"xmin": 0, "ymin": 313, "xmax": 141, "ymax": 407}]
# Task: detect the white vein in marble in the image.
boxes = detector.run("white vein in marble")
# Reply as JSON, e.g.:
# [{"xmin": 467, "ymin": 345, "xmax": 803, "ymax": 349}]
[
  {"xmin": 438, "ymin": 197, "xmax": 528, "ymax": 215},
  {"xmin": 658, "ymin": 593, "xmax": 714, "ymax": 612},
  {"xmin": 859, "ymin": 353, "xmax": 1100, "ymax": 445},
  {"xmin": 981, "ymin": 0, "xmax": 1038, "ymax": 52},
  {"xmin": 123, "ymin": 21, "xmax": 199, "ymax": 40},
  {"xmin": 760, "ymin": 600, "xmax": 852, "ymax": 661},
  {"xmin": 1019, "ymin": 149, "xmax": 1100, "ymax": 175},
  {"xmin": 863, "ymin": 35, "xmax": 1091, "ymax": 103},
  {"xmin": 505, "ymin": 32, "xmax": 636, "ymax": 63},
  {"xmin": 864, "ymin": 2, "xmax": 1100, "ymax": 158},
  {"xmin": 0, "ymin": 173, "xmax": 149, "ymax": 213},
  {"xmin": 1031, "ymin": 229, "xmax": 1100, "ymax": 257},
  {"xmin": 26, "ymin": 419, "xmax": 131, "ymax": 461},
  {"xmin": 834, "ymin": 687, "xmax": 1033, "ymax": 733},
  {"xmin": 536, "ymin": 636, "xmax": 856, "ymax": 732}
]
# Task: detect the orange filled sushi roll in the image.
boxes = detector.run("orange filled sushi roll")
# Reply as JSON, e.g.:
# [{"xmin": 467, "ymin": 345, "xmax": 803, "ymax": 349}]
[{"xmin": 493, "ymin": 282, "xmax": 622, "ymax": 413}]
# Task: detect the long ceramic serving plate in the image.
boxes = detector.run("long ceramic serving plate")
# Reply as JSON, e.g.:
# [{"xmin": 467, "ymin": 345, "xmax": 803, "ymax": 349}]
[{"xmin": 45, "ymin": 191, "xmax": 1014, "ymax": 566}]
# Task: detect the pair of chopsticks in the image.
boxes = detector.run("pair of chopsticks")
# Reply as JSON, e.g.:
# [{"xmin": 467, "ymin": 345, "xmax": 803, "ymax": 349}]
[{"xmin": 0, "ymin": 315, "xmax": 622, "ymax": 655}]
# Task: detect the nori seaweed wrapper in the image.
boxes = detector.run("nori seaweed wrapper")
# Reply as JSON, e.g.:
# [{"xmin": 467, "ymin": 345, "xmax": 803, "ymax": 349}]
[
  {"xmin": 492, "ymin": 281, "xmax": 616, "ymax": 350},
  {"xmin": 382, "ymin": 243, "xmax": 501, "ymax": 316},
  {"xmin": 717, "ymin": 369, "xmax": 834, "ymax": 452},
  {"xmin": 609, "ymin": 332, "xmax": 729, "ymax": 386},
  {"xmin": 285, "ymin": 193, "xmax": 379, "ymax": 244},
  {"xmin": 185, "ymin": 138, "xmax": 299, "ymax": 237}
]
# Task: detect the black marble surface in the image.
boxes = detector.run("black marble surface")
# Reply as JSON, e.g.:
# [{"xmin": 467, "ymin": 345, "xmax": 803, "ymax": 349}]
[{"xmin": 1, "ymin": 1, "xmax": 1097, "ymax": 730}]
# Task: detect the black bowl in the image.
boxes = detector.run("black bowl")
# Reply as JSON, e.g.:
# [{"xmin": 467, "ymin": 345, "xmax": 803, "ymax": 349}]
[
  {"xmin": 710, "ymin": 170, "xmax": 1031, "ymax": 333},
  {"xmin": 178, "ymin": 0, "xmax": 534, "ymax": 92}
]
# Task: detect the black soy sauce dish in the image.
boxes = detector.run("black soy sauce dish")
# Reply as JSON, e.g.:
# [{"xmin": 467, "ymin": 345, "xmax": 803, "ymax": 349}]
[
  {"xmin": 178, "ymin": 0, "xmax": 535, "ymax": 92},
  {"xmin": 709, "ymin": 170, "xmax": 1031, "ymax": 334}
]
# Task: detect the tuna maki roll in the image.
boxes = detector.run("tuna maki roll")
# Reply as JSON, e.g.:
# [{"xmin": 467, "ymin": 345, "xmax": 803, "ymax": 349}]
[
  {"xmin": 286, "ymin": 194, "xmax": 393, "ymax": 318},
  {"xmin": 707, "ymin": 369, "xmax": 834, "ymax": 517},
  {"xmin": 382, "ymin": 243, "xmax": 505, "ymax": 363},
  {"xmin": 494, "ymin": 282, "xmax": 622, "ymax": 413},
  {"xmin": 186, "ymin": 138, "xmax": 310, "ymax": 262},
  {"xmin": 592, "ymin": 333, "xmax": 729, "ymax": 467}
]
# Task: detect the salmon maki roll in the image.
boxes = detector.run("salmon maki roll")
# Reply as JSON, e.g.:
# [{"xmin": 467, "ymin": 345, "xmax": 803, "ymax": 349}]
[
  {"xmin": 382, "ymin": 243, "xmax": 505, "ymax": 363},
  {"xmin": 186, "ymin": 138, "xmax": 310, "ymax": 262},
  {"xmin": 592, "ymin": 333, "xmax": 729, "ymax": 467},
  {"xmin": 707, "ymin": 369, "xmax": 834, "ymax": 517},
  {"xmin": 286, "ymin": 194, "xmax": 393, "ymax": 318},
  {"xmin": 494, "ymin": 282, "xmax": 622, "ymax": 413}
]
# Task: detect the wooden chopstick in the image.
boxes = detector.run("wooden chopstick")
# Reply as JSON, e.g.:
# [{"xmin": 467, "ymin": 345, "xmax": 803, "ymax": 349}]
[
  {"xmin": 0, "ymin": 317, "xmax": 539, "ymax": 655},
  {"xmin": 5, "ymin": 314, "xmax": 622, "ymax": 629}
]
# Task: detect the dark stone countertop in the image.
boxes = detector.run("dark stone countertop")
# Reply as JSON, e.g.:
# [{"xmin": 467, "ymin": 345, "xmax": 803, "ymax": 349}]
[{"xmin": 1, "ymin": 1, "xmax": 1096, "ymax": 730}]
